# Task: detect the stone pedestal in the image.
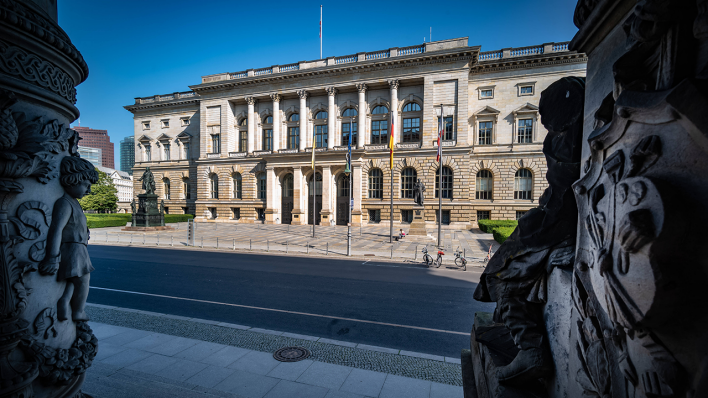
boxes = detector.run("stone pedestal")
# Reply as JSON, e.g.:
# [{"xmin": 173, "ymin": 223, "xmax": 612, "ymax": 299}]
[
  {"xmin": 123, "ymin": 193, "xmax": 173, "ymax": 231},
  {"xmin": 407, "ymin": 206, "xmax": 427, "ymax": 236}
]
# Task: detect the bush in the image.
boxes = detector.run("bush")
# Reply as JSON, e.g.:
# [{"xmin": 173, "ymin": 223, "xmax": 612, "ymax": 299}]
[
  {"xmin": 492, "ymin": 226, "xmax": 516, "ymax": 244},
  {"xmin": 84, "ymin": 213, "xmax": 194, "ymax": 228},
  {"xmin": 478, "ymin": 219, "xmax": 518, "ymax": 233}
]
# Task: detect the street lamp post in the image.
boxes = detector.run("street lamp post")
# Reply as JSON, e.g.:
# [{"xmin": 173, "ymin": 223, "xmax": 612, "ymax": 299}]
[{"xmin": 436, "ymin": 104, "xmax": 455, "ymax": 247}]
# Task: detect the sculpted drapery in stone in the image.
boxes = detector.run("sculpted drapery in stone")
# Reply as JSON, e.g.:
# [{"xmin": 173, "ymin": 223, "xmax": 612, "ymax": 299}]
[{"xmin": 473, "ymin": 76, "xmax": 586, "ymax": 385}]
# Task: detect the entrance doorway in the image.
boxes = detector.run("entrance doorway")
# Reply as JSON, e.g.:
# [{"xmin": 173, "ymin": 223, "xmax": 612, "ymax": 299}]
[
  {"xmin": 336, "ymin": 174, "xmax": 350, "ymax": 225},
  {"xmin": 308, "ymin": 172, "xmax": 322, "ymax": 225},
  {"xmin": 281, "ymin": 174, "xmax": 293, "ymax": 224}
]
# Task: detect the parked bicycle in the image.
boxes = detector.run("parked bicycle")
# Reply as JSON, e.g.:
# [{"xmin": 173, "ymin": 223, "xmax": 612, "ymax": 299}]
[
  {"xmin": 454, "ymin": 248, "xmax": 467, "ymax": 271},
  {"xmin": 421, "ymin": 246, "xmax": 434, "ymax": 267}
]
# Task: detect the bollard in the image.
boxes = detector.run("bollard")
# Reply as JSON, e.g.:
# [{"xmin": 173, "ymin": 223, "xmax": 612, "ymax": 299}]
[
  {"xmin": 233, "ymin": 239, "xmax": 235, "ymax": 250},
  {"xmin": 171, "ymin": 236, "xmax": 174, "ymax": 246},
  {"xmin": 464, "ymin": 248, "xmax": 466, "ymax": 258},
  {"xmin": 415, "ymin": 245, "xmax": 418, "ymax": 261},
  {"xmin": 217, "ymin": 237, "xmax": 219, "ymax": 249},
  {"xmin": 391, "ymin": 245, "xmax": 393, "ymax": 259},
  {"xmin": 267, "ymin": 240, "xmax": 269, "ymax": 252},
  {"xmin": 130, "ymin": 234, "xmax": 132, "ymax": 244},
  {"xmin": 307, "ymin": 241, "xmax": 309, "ymax": 254},
  {"xmin": 326, "ymin": 242, "xmax": 329, "ymax": 255},
  {"xmin": 143, "ymin": 233, "xmax": 145, "ymax": 245},
  {"xmin": 106, "ymin": 233, "xmax": 108, "ymax": 243},
  {"xmin": 249, "ymin": 239, "xmax": 252, "ymax": 250},
  {"xmin": 201, "ymin": 236, "xmax": 203, "ymax": 248},
  {"xmin": 157, "ymin": 235, "xmax": 159, "ymax": 246},
  {"xmin": 286, "ymin": 241, "xmax": 288, "ymax": 254}
]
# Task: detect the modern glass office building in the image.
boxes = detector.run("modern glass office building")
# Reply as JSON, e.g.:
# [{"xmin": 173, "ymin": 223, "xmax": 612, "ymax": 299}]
[{"xmin": 120, "ymin": 136, "xmax": 135, "ymax": 175}]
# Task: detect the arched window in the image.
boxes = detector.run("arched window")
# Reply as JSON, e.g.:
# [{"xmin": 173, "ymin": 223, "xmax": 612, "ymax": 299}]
[
  {"xmin": 476, "ymin": 170, "xmax": 493, "ymax": 199},
  {"xmin": 308, "ymin": 172, "xmax": 322, "ymax": 195},
  {"xmin": 402, "ymin": 102, "xmax": 422, "ymax": 143},
  {"xmin": 371, "ymin": 105, "xmax": 389, "ymax": 145},
  {"xmin": 163, "ymin": 178, "xmax": 171, "ymax": 200},
  {"xmin": 338, "ymin": 174, "xmax": 350, "ymax": 197},
  {"xmin": 368, "ymin": 168, "xmax": 383, "ymax": 199},
  {"xmin": 240, "ymin": 118, "xmax": 248, "ymax": 126},
  {"xmin": 183, "ymin": 178, "xmax": 190, "ymax": 199},
  {"xmin": 341, "ymin": 108, "xmax": 358, "ymax": 147},
  {"xmin": 262, "ymin": 115, "xmax": 273, "ymax": 151},
  {"xmin": 314, "ymin": 111, "xmax": 328, "ymax": 148},
  {"xmin": 287, "ymin": 113, "xmax": 299, "ymax": 149},
  {"xmin": 400, "ymin": 168, "xmax": 417, "ymax": 198},
  {"xmin": 282, "ymin": 174, "xmax": 293, "ymax": 197},
  {"xmin": 514, "ymin": 169, "xmax": 533, "ymax": 199},
  {"xmin": 256, "ymin": 173, "xmax": 266, "ymax": 200},
  {"xmin": 233, "ymin": 173, "xmax": 242, "ymax": 199},
  {"xmin": 435, "ymin": 167, "xmax": 453, "ymax": 199},
  {"xmin": 402, "ymin": 102, "xmax": 421, "ymax": 112},
  {"xmin": 210, "ymin": 174, "xmax": 219, "ymax": 199},
  {"xmin": 238, "ymin": 118, "xmax": 247, "ymax": 152}
]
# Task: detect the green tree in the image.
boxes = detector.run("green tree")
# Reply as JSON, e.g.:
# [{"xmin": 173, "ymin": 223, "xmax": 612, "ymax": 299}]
[{"xmin": 79, "ymin": 168, "xmax": 118, "ymax": 212}]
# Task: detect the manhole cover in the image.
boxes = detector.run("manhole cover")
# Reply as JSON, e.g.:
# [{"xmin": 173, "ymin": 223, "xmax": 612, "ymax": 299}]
[{"xmin": 273, "ymin": 346, "xmax": 311, "ymax": 362}]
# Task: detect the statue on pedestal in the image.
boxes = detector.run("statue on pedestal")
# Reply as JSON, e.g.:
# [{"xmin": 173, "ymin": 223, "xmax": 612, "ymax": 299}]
[
  {"xmin": 139, "ymin": 167, "xmax": 156, "ymax": 194},
  {"xmin": 413, "ymin": 179, "xmax": 425, "ymax": 206}
]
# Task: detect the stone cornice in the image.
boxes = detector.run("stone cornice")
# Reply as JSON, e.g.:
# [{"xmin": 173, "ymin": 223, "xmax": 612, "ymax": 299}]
[
  {"xmin": 470, "ymin": 53, "xmax": 587, "ymax": 74},
  {"xmin": 189, "ymin": 48, "xmax": 479, "ymax": 94},
  {"xmin": 124, "ymin": 98, "xmax": 200, "ymax": 113}
]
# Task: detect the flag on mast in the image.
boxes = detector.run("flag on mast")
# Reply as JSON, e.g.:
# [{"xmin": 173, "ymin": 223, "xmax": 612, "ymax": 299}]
[
  {"xmin": 389, "ymin": 114, "xmax": 395, "ymax": 169},
  {"xmin": 436, "ymin": 114, "xmax": 443, "ymax": 162},
  {"xmin": 319, "ymin": 5, "xmax": 322, "ymax": 59}
]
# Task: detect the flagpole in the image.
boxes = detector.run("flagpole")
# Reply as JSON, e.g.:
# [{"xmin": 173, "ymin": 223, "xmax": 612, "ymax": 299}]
[
  {"xmin": 438, "ymin": 104, "xmax": 443, "ymax": 248},
  {"xmin": 320, "ymin": 5, "xmax": 322, "ymax": 59},
  {"xmin": 347, "ymin": 121, "xmax": 352, "ymax": 256},
  {"xmin": 389, "ymin": 114, "xmax": 393, "ymax": 244},
  {"xmin": 312, "ymin": 123, "xmax": 317, "ymax": 238}
]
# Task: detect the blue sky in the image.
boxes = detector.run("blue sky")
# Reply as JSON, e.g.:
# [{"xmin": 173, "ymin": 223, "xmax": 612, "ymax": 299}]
[{"xmin": 58, "ymin": 0, "xmax": 580, "ymax": 168}]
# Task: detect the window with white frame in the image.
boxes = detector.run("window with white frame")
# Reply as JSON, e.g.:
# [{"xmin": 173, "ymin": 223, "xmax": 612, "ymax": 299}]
[
  {"xmin": 368, "ymin": 168, "xmax": 383, "ymax": 199},
  {"xmin": 400, "ymin": 167, "xmax": 417, "ymax": 198},
  {"xmin": 211, "ymin": 133, "xmax": 221, "ymax": 153},
  {"xmin": 142, "ymin": 122, "xmax": 151, "ymax": 130},
  {"xmin": 314, "ymin": 111, "xmax": 328, "ymax": 148},
  {"xmin": 479, "ymin": 87, "xmax": 494, "ymax": 99},
  {"xmin": 183, "ymin": 178, "xmax": 190, "ymax": 199},
  {"xmin": 341, "ymin": 108, "xmax": 357, "ymax": 147},
  {"xmin": 262, "ymin": 115, "xmax": 273, "ymax": 151},
  {"xmin": 476, "ymin": 170, "xmax": 493, "ymax": 199},
  {"xmin": 182, "ymin": 142, "xmax": 190, "ymax": 159},
  {"xmin": 233, "ymin": 173, "xmax": 242, "ymax": 199},
  {"xmin": 519, "ymin": 86, "xmax": 534, "ymax": 95},
  {"xmin": 370, "ymin": 105, "xmax": 389, "ymax": 145},
  {"xmin": 478, "ymin": 121, "xmax": 493, "ymax": 145},
  {"xmin": 181, "ymin": 117, "xmax": 190, "ymax": 126},
  {"xmin": 287, "ymin": 113, "xmax": 299, "ymax": 149},
  {"xmin": 517, "ymin": 119, "xmax": 533, "ymax": 144},
  {"xmin": 436, "ymin": 116, "xmax": 455, "ymax": 141},
  {"xmin": 401, "ymin": 102, "xmax": 422, "ymax": 143},
  {"xmin": 145, "ymin": 145, "xmax": 151, "ymax": 161},
  {"xmin": 161, "ymin": 119, "xmax": 169, "ymax": 128},
  {"xmin": 163, "ymin": 178, "xmax": 170, "ymax": 199},
  {"xmin": 256, "ymin": 173, "xmax": 266, "ymax": 200},
  {"xmin": 514, "ymin": 169, "xmax": 533, "ymax": 199},
  {"xmin": 435, "ymin": 166, "xmax": 453, "ymax": 199},
  {"xmin": 163, "ymin": 143, "xmax": 170, "ymax": 160},
  {"xmin": 210, "ymin": 174, "xmax": 219, "ymax": 199}
]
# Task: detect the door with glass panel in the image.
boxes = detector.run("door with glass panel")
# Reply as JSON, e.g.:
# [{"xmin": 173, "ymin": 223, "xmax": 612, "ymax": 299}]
[
  {"xmin": 281, "ymin": 174, "xmax": 294, "ymax": 224},
  {"xmin": 336, "ymin": 174, "xmax": 350, "ymax": 226},
  {"xmin": 307, "ymin": 172, "xmax": 322, "ymax": 225}
]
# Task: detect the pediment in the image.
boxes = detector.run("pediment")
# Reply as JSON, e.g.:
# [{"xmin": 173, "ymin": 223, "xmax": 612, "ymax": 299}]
[
  {"xmin": 473, "ymin": 106, "xmax": 500, "ymax": 116},
  {"xmin": 177, "ymin": 131, "xmax": 192, "ymax": 140},
  {"xmin": 156, "ymin": 133, "xmax": 172, "ymax": 141},
  {"xmin": 137, "ymin": 134, "xmax": 152, "ymax": 143},
  {"xmin": 512, "ymin": 103, "xmax": 539, "ymax": 115}
]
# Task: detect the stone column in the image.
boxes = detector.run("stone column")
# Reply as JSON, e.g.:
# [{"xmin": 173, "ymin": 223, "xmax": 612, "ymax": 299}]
[
  {"xmin": 265, "ymin": 167, "xmax": 278, "ymax": 224},
  {"xmin": 246, "ymin": 96, "xmax": 256, "ymax": 153},
  {"xmin": 388, "ymin": 80, "xmax": 399, "ymax": 144},
  {"xmin": 270, "ymin": 93, "xmax": 281, "ymax": 152},
  {"xmin": 0, "ymin": 1, "xmax": 97, "ymax": 397},
  {"xmin": 326, "ymin": 87, "xmax": 337, "ymax": 148},
  {"xmin": 356, "ymin": 83, "xmax": 367, "ymax": 148},
  {"xmin": 352, "ymin": 163, "xmax": 363, "ymax": 227},
  {"xmin": 292, "ymin": 167, "xmax": 306, "ymax": 224},
  {"xmin": 321, "ymin": 166, "xmax": 332, "ymax": 224},
  {"xmin": 297, "ymin": 90, "xmax": 308, "ymax": 151}
]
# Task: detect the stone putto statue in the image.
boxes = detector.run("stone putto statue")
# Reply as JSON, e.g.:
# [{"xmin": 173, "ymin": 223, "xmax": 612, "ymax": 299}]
[
  {"xmin": 139, "ymin": 167, "xmax": 156, "ymax": 194},
  {"xmin": 413, "ymin": 179, "xmax": 425, "ymax": 206}
]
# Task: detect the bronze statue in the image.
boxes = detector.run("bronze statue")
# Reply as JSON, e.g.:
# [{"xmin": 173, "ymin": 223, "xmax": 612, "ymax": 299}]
[
  {"xmin": 413, "ymin": 179, "xmax": 425, "ymax": 206},
  {"xmin": 139, "ymin": 167, "xmax": 156, "ymax": 194},
  {"xmin": 473, "ymin": 76, "xmax": 585, "ymax": 384},
  {"xmin": 39, "ymin": 156, "xmax": 99, "ymax": 321},
  {"xmin": 130, "ymin": 199, "xmax": 136, "ymax": 214}
]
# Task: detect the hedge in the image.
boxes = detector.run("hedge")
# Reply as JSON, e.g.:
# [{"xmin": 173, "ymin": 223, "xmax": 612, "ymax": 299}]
[
  {"xmin": 492, "ymin": 226, "xmax": 516, "ymax": 244},
  {"xmin": 85, "ymin": 213, "xmax": 194, "ymax": 228},
  {"xmin": 478, "ymin": 219, "xmax": 518, "ymax": 233}
]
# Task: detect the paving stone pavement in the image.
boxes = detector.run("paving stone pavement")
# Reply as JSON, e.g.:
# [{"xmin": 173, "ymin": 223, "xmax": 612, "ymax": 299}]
[
  {"xmin": 90, "ymin": 222, "xmax": 499, "ymax": 265},
  {"xmin": 84, "ymin": 305, "xmax": 464, "ymax": 398}
]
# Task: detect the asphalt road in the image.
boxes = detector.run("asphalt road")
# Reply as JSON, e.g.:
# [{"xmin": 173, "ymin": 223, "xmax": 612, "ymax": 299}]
[{"xmin": 87, "ymin": 245, "xmax": 496, "ymax": 357}]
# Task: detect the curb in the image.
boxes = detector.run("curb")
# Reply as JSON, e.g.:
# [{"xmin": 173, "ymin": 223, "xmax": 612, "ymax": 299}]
[{"xmin": 86, "ymin": 302, "xmax": 463, "ymax": 365}]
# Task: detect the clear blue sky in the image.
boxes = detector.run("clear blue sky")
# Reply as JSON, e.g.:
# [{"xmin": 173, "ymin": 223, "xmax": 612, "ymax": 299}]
[{"xmin": 58, "ymin": 0, "xmax": 580, "ymax": 168}]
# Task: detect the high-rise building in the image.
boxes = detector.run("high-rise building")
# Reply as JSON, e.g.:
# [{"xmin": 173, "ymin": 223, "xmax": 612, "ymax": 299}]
[
  {"xmin": 77, "ymin": 146, "xmax": 102, "ymax": 168},
  {"xmin": 120, "ymin": 136, "xmax": 135, "ymax": 175},
  {"xmin": 74, "ymin": 126, "xmax": 114, "ymax": 168}
]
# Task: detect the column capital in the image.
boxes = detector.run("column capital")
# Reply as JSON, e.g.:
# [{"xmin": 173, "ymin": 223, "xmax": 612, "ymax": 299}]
[
  {"xmin": 325, "ymin": 86, "xmax": 338, "ymax": 96},
  {"xmin": 269, "ymin": 93, "xmax": 281, "ymax": 103},
  {"xmin": 296, "ymin": 90, "xmax": 309, "ymax": 99},
  {"xmin": 356, "ymin": 83, "xmax": 367, "ymax": 93},
  {"xmin": 388, "ymin": 79, "xmax": 400, "ymax": 90},
  {"xmin": 246, "ymin": 96, "xmax": 257, "ymax": 105}
]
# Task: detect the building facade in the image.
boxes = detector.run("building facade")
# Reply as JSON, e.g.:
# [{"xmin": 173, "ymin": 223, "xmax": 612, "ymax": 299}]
[
  {"xmin": 78, "ymin": 146, "xmax": 101, "ymax": 168},
  {"xmin": 120, "ymin": 136, "xmax": 135, "ymax": 175},
  {"xmin": 75, "ymin": 126, "xmax": 115, "ymax": 168},
  {"xmin": 125, "ymin": 38, "xmax": 586, "ymax": 227},
  {"xmin": 96, "ymin": 166, "xmax": 134, "ymax": 212}
]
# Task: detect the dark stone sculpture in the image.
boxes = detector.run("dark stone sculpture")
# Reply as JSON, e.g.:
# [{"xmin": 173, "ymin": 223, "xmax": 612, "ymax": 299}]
[
  {"xmin": 0, "ymin": 1, "xmax": 98, "ymax": 395},
  {"xmin": 413, "ymin": 179, "xmax": 425, "ymax": 206},
  {"xmin": 463, "ymin": 1, "xmax": 708, "ymax": 397},
  {"xmin": 139, "ymin": 166, "xmax": 156, "ymax": 195}
]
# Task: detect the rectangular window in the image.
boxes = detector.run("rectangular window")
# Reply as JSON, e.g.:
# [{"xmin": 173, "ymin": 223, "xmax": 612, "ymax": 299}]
[
  {"xmin": 401, "ymin": 210, "xmax": 413, "ymax": 223},
  {"xmin": 183, "ymin": 180, "xmax": 190, "ymax": 199},
  {"xmin": 436, "ymin": 210, "xmax": 451, "ymax": 225},
  {"xmin": 181, "ymin": 117, "xmax": 190, "ymax": 126},
  {"xmin": 480, "ymin": 89, "xmax": 493, "ymax": 98},
  {"xmin": 163, "ymin": 144, "xmax": 170, "ymax": 160},
  {"xmin": 263, "ymin": 129, "xmax": 273, "ymax": 151},
  {"xmin": 256, "ymin": 208, "xmax": 265, "ymax": 221},
  {"xmin": 315, "ymin": 125, "xmax": 328, "ymax": 148},
  {"xmin": 478, "ymin": 121, "xmax": 493, "ymax": 145},
  {"xmin": 516, "ymin": 211, "xmax": 527, "ymax": 220},
  {"xmin": 402, "ymin": 118, "xmax": 421, "ymax": 142},
  {"xmin": 182, "ymin": 206, "xmax": 189, "ymax": 214},
  {"xmin": 371, "ymin": 120, "xmax": 388, "ymax": 145},
  {"xmin": 477, "ymin": 210, "xmax": 490, "ymax": 221},
  {"xmin": 239, "ymin": 131, "xmax": 248, "ymax": 152},
  {"xmin": 208, "ymin": 207, "xmax": 217, "ymax": 219},
  {"xmin": 341, "ymin": 122, "xmax": 358, "ymax": 147},
  {"xmin": 517, "ymin": 119, "xmax": 533, "ymax": 143},
  {"xmin": 145, "ymin": 145, "xmax": 151, "ymax": 161},
  {"xmin": 520, "ymin": 86, "xmax": 533, "ymax": 95},
  {"xmin": 368, "ymin": 209, "xmax": 381, "ymax": 223},
  {"xmin": 183, "ymin": 142, "xmax": 190, "ymax": 159},
  {"xmin": 161, "ymin": 119, "xmax": 169, "ymax": 128},
  {"xmin": 232, "ymin": 208, "xmax": 241, "ymax": 220},
  {"xmin": 142, "ymin": 122, "xmax": 151, "ymax": 130},
  {"xmin": 437, "ymin": 117, "xmax": 455, "ymax": 141},
  {"xmin": 211, "ymin": 134, "xmax": 221, "ymax": 153},
  {"xmin": 287, "ymin": 127, "xmax": 299, "ymax": 149}
]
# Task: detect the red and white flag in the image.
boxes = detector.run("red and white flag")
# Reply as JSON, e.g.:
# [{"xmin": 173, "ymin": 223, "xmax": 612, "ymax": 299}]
[{"xmin": 436, "ymin": 119, "xmax": 443, "ymax": 162}]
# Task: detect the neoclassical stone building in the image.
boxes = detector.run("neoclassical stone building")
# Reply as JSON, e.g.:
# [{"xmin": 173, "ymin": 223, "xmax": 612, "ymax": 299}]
[{"xmin": 125, "ymin": 38, "xmax": 586, "ymax": 227}]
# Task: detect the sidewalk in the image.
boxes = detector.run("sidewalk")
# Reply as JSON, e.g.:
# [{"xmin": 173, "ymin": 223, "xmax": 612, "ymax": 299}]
[
  {"xmin": 89, "ymin": 223, "xmax": 499, "ymax": 265},
  {"xmin": 84, "ymin": 304, "xmax": 463, "ymax": 398}
]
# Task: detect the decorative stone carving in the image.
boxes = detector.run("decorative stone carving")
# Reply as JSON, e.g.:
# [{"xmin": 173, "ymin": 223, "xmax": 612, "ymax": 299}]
[
  {"xmin": 245, "ymin": 96, "xmax": 257, "ymax": 105},
  {"xmin": 296, "ymin": 89, "xmax": 308, "ymax": 99},
  {"xmin": 325, "ymin": 86, "xmax": 338, "ymax": 96},
  {"xmin": 355, "ymin": 83, "xmax": 367, "ymax": 93},
  {"xmin": 387, "ymin": 79, "xmax": 399, "ymax": 90},
  {"xmin": 269, "ymin": 93, "xmax": 281, "ymax": 103}
]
